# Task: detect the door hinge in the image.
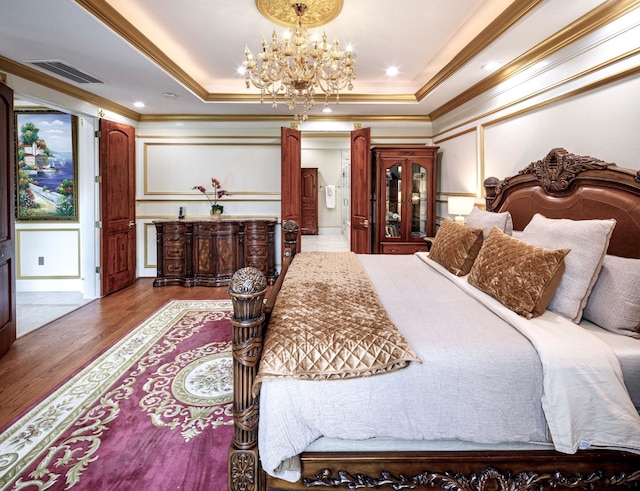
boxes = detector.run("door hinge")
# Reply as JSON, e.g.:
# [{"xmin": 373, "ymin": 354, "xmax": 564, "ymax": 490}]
[
  {"xmin": 95, "ymin": 175, "xmax": 102, "ymax": 183},
  {"xmin": 95, "ymin": 266, "xmax": 102, "ymax": 274},
  {"xmin": 95, "ymin": 130, "xmax": 102, "ymax": 138},
  {"xmin": 95, "ymin": 220, "xmax": 102, "ymax": 228}
]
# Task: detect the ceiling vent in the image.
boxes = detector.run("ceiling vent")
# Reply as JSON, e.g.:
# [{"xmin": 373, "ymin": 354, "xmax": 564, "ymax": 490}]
[{"xmin": 27, "ymin": 59, "xmax": 103, "ymax": 84}]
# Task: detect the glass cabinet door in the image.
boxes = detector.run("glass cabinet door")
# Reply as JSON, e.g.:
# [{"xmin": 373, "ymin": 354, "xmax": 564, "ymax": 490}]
[
  {"xmin": 385, "ymin": 162, "xmax": 402, "ymax": 238},
  {"xmin": 410, "ymin": 162, "xmax": 428, "ymax": 238}
]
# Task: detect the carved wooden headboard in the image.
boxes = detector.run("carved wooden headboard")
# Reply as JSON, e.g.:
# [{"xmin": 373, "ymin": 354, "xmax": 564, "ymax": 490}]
[{"xmin": 484, "ymin": 148, "xmax": 640, "ymax": 258}]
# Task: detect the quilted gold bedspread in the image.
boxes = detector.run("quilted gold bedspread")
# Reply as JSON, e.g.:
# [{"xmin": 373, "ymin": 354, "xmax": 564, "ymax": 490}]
[{"xmin": 255, "ymin": 252, "xmax": 420, "ymax": 387}]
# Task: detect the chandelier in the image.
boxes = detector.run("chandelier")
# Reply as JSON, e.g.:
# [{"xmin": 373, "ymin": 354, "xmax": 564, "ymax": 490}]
[{"xmin": 243, "ymin": 2, "xmax": 355, "ymax": 122}]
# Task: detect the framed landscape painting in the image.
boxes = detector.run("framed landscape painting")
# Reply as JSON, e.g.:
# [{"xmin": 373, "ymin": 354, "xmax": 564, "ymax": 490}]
[{"xmin": 15, "ymin": 110, "xmax": 79, "ymax": 221}]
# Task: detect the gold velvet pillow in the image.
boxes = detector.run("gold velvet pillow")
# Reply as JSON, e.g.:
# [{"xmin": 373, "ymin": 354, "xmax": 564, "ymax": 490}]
[
  {"xmin": 429, "ymin": 218, "xmax": 484, "ymax": 276},
  {"xmin": 468, "ymin": 227, "xmax": 570, "ymax": 319}
]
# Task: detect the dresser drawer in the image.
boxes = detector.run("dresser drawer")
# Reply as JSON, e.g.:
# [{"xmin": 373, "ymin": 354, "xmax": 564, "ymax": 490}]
[
  {"xmin": 163, "ymin": 234, "xmax": 184, "ymax": 246},
  {"xmin": 194, "ymin": 222, "xmax": 236, "ymax": 234},
  {"xmin": 163, "ymin": 259, "xmax": 185, "ymax": 276},
  {"xmin": 162, "ymin": 223, "xmax": 186, "ymax": 234},
  {"xmin": 163, "ymin": 245, "xmax": 184, "ymax": 259},
  {"xmin": 247, "ymin": 232, "xmax": 267, "ymax": 242},
  {"xmin": 245, "ymin": 258, "xmax": 267, "ymax": 272},
  {"xmin": 247, "ymin": 245, "xmax": 267, "ymax": 258}
]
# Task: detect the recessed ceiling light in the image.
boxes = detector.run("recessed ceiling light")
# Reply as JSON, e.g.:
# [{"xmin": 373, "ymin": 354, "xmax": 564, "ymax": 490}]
[
  {"xmin": 386, "ymin": 67, "xmax": 399, "ymax": 77},
  {"xmin": 163, "ymin": 92, "xmax": 176, "ymax": 99},
  {"xmin": 133, "ymin": 101, "xmax": 145, "ymax": 108},
  {"xmin": 322, "ymin": 107, "xmax": 332, "ymax": 113},
  {"xmin": 482, "ymin": 61, "xmax": 503, "ymax": 71}
]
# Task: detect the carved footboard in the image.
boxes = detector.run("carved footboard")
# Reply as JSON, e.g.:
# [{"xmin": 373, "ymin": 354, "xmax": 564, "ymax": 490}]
[
  {"xmin": 228, "ymin": 221, "xmax": 299, "ymax": 491},
  {"xmin": 227, "ymin": 219, "xmax": 640, "ymax": 491}
]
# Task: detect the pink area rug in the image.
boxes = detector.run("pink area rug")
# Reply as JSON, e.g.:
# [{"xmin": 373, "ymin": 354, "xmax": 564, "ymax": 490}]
[{"xmin": 0, "ymin": 300, "xmax": 233, "ymax": 490}]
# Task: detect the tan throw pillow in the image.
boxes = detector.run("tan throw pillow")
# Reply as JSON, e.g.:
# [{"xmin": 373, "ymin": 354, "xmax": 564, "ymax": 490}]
[
  {"xmin": 521, "ymin": 214, "xmax": 616, "ymax": 323},
  {"xmin": 468, "ymin": 227, "xmax": 570, "ymax": 319},
  {"xmin": 429, "ymin": 218, "xmax": 483, "ymax": 276}
]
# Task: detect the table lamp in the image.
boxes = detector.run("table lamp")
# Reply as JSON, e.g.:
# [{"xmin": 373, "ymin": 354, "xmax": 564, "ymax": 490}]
[{"xmin": 448, "ymin": 196, "xmax": 476, "ymax": 223}]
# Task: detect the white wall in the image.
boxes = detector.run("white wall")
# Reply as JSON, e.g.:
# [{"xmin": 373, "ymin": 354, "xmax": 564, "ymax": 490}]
[
  {"xmin": 136, "ymin": 121, "xmax": 284, "ymax": 277},
  {"xmin": 430, "ymin": 11, "xmax": 640, "ymax": 224},
  {"xmin": 433, "ymin": 69, "xmax": 640, "ymax": 226}
]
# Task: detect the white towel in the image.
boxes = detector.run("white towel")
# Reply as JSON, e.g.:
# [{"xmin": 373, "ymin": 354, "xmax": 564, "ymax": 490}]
[{"xmin": 325, "ymin": 185, "xmax": 336, "ymax": 209}]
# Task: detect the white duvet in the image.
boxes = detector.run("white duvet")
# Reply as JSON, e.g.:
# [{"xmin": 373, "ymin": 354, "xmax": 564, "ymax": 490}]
[
  {"xmin": 257, "ymin": 253, "xmax": 640, "ymax": 482},
  {"xmin": 440, "ymin": 256, "xmax": 640, "ymax": 455}
]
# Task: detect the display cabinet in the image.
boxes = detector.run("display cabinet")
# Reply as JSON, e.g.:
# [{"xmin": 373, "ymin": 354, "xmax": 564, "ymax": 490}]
[
  {"xmin": 153, "ymin": 219, "xmax": 277, "ymax": 287},
  {"xmin": 372, "ymin": 146, "xmax": 439, "ymax": 254}
]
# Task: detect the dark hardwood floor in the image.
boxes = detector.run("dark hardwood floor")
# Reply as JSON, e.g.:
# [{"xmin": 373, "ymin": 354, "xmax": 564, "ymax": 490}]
[{"xmin": 0, "ymin": 278, "xmax": 230, "ymax": 430}]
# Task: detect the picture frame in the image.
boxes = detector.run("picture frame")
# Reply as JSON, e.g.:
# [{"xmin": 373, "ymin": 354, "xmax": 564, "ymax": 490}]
[{"xmin": 15, "ymin": 110, "xmax": 78, "ymax": 221}]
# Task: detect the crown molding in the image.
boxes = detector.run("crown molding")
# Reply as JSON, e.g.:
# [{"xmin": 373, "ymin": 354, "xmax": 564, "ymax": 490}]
[
  {"xmin": 429, "ymin": 0, "xmax": 640, "ymax": 120},
  {"xmin": 138, "ymin": 114, "xmax": 431, "ymax": 123},
  {"xmin": 0, "ymin": 55, "xmax": 140, "ymax": 120},
  {"xmin": 415, "ymin": 0, "xmax": 544, "ymax": 102}
]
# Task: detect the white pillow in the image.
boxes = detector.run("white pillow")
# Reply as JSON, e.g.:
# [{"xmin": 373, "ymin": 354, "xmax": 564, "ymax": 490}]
[
  {"xmin": 521, "ymin": 213, "xmax": 616, "ymax": 322},
  {"xmin": 583, "ymin": 255, "xmax": 640, "ymax": 338},
  {"xmin": 466, "ymin": 206, "xmax": 513, "ymax": 238}
]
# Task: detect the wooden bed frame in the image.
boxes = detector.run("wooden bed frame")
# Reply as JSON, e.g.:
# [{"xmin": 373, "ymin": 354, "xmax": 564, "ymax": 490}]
[{"xmin": 227, "ymin": 148, "xmax": 640, "ymax": 490}]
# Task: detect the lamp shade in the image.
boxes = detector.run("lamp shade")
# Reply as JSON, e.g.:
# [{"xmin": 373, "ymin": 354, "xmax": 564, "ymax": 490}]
[{"xmin": 448, "ymin": 196, "xmax": 476, "ymax": 216}]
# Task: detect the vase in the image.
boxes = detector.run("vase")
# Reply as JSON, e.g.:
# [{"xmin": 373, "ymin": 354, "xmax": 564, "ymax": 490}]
[{"xmin": 210, "ymin": 208, "xmax": 223, "ymax": 220}]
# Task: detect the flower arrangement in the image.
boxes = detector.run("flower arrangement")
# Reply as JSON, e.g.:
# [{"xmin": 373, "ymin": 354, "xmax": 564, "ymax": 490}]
[{"xmin": 192, "ymin": 178, "xmax": 229, "ymax": 215}]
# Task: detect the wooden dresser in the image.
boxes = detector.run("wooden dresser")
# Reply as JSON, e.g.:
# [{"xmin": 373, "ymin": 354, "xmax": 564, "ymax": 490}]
[{"xmin": 153, "ymin": 219, "xmax": 277, "ymax": 287}]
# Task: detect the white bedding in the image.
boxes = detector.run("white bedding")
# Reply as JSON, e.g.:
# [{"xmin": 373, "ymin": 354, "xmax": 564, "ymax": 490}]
[
  {"xmin": 421, "ymin": 254, "xmax": 640, "ymax": 454},
  {"xmin": 582, "ymin": 320, "xmax": 640, "ymax": 412},
  {"xmin": 258, "ymin": 253, "xmax": 640, "ymax": 482}
]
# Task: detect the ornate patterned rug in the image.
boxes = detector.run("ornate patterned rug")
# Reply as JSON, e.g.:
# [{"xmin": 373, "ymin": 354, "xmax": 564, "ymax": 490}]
[{"xmin": 0, "ymin": 300, "xmax": 234, "ymax": 490}]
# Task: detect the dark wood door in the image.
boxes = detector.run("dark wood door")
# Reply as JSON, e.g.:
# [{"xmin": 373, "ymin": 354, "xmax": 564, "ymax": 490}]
[
  {"xmin": 350, "ymin": 127, "xmax": 371, "ymax": 253},
  {"xmin": 301, "ymin": 167, "xmax": 318, "ymax": 234},
  {"xmin": 281, "ymin": 127, "xmax": 302, "ymax": 253},
  {"xmin": 99, "ymin": 119, "xmax": 136, "ymax": 296},
  {"xmin": 0, "ymin": 82, "xmax": 15, "ymax": 357}
]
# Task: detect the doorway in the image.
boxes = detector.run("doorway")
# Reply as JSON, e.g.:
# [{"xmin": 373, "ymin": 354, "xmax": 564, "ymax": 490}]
[
  {"xmin": 299, "ymin": 142, "xmax": 351, "ymax": 251},
  {"xmin": 13, "ymin": 97, "xmax": 101, "ymax": 337}
]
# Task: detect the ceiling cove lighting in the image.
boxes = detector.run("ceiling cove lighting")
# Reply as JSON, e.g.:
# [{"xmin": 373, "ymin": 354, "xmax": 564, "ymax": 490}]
[
  {"xmin": 481, "ymin": 61, "xmax": 503, "ymax": 72},
  {"xmin": 242, "ymin": 2, "xmax": 355, "ymax": 122}
]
